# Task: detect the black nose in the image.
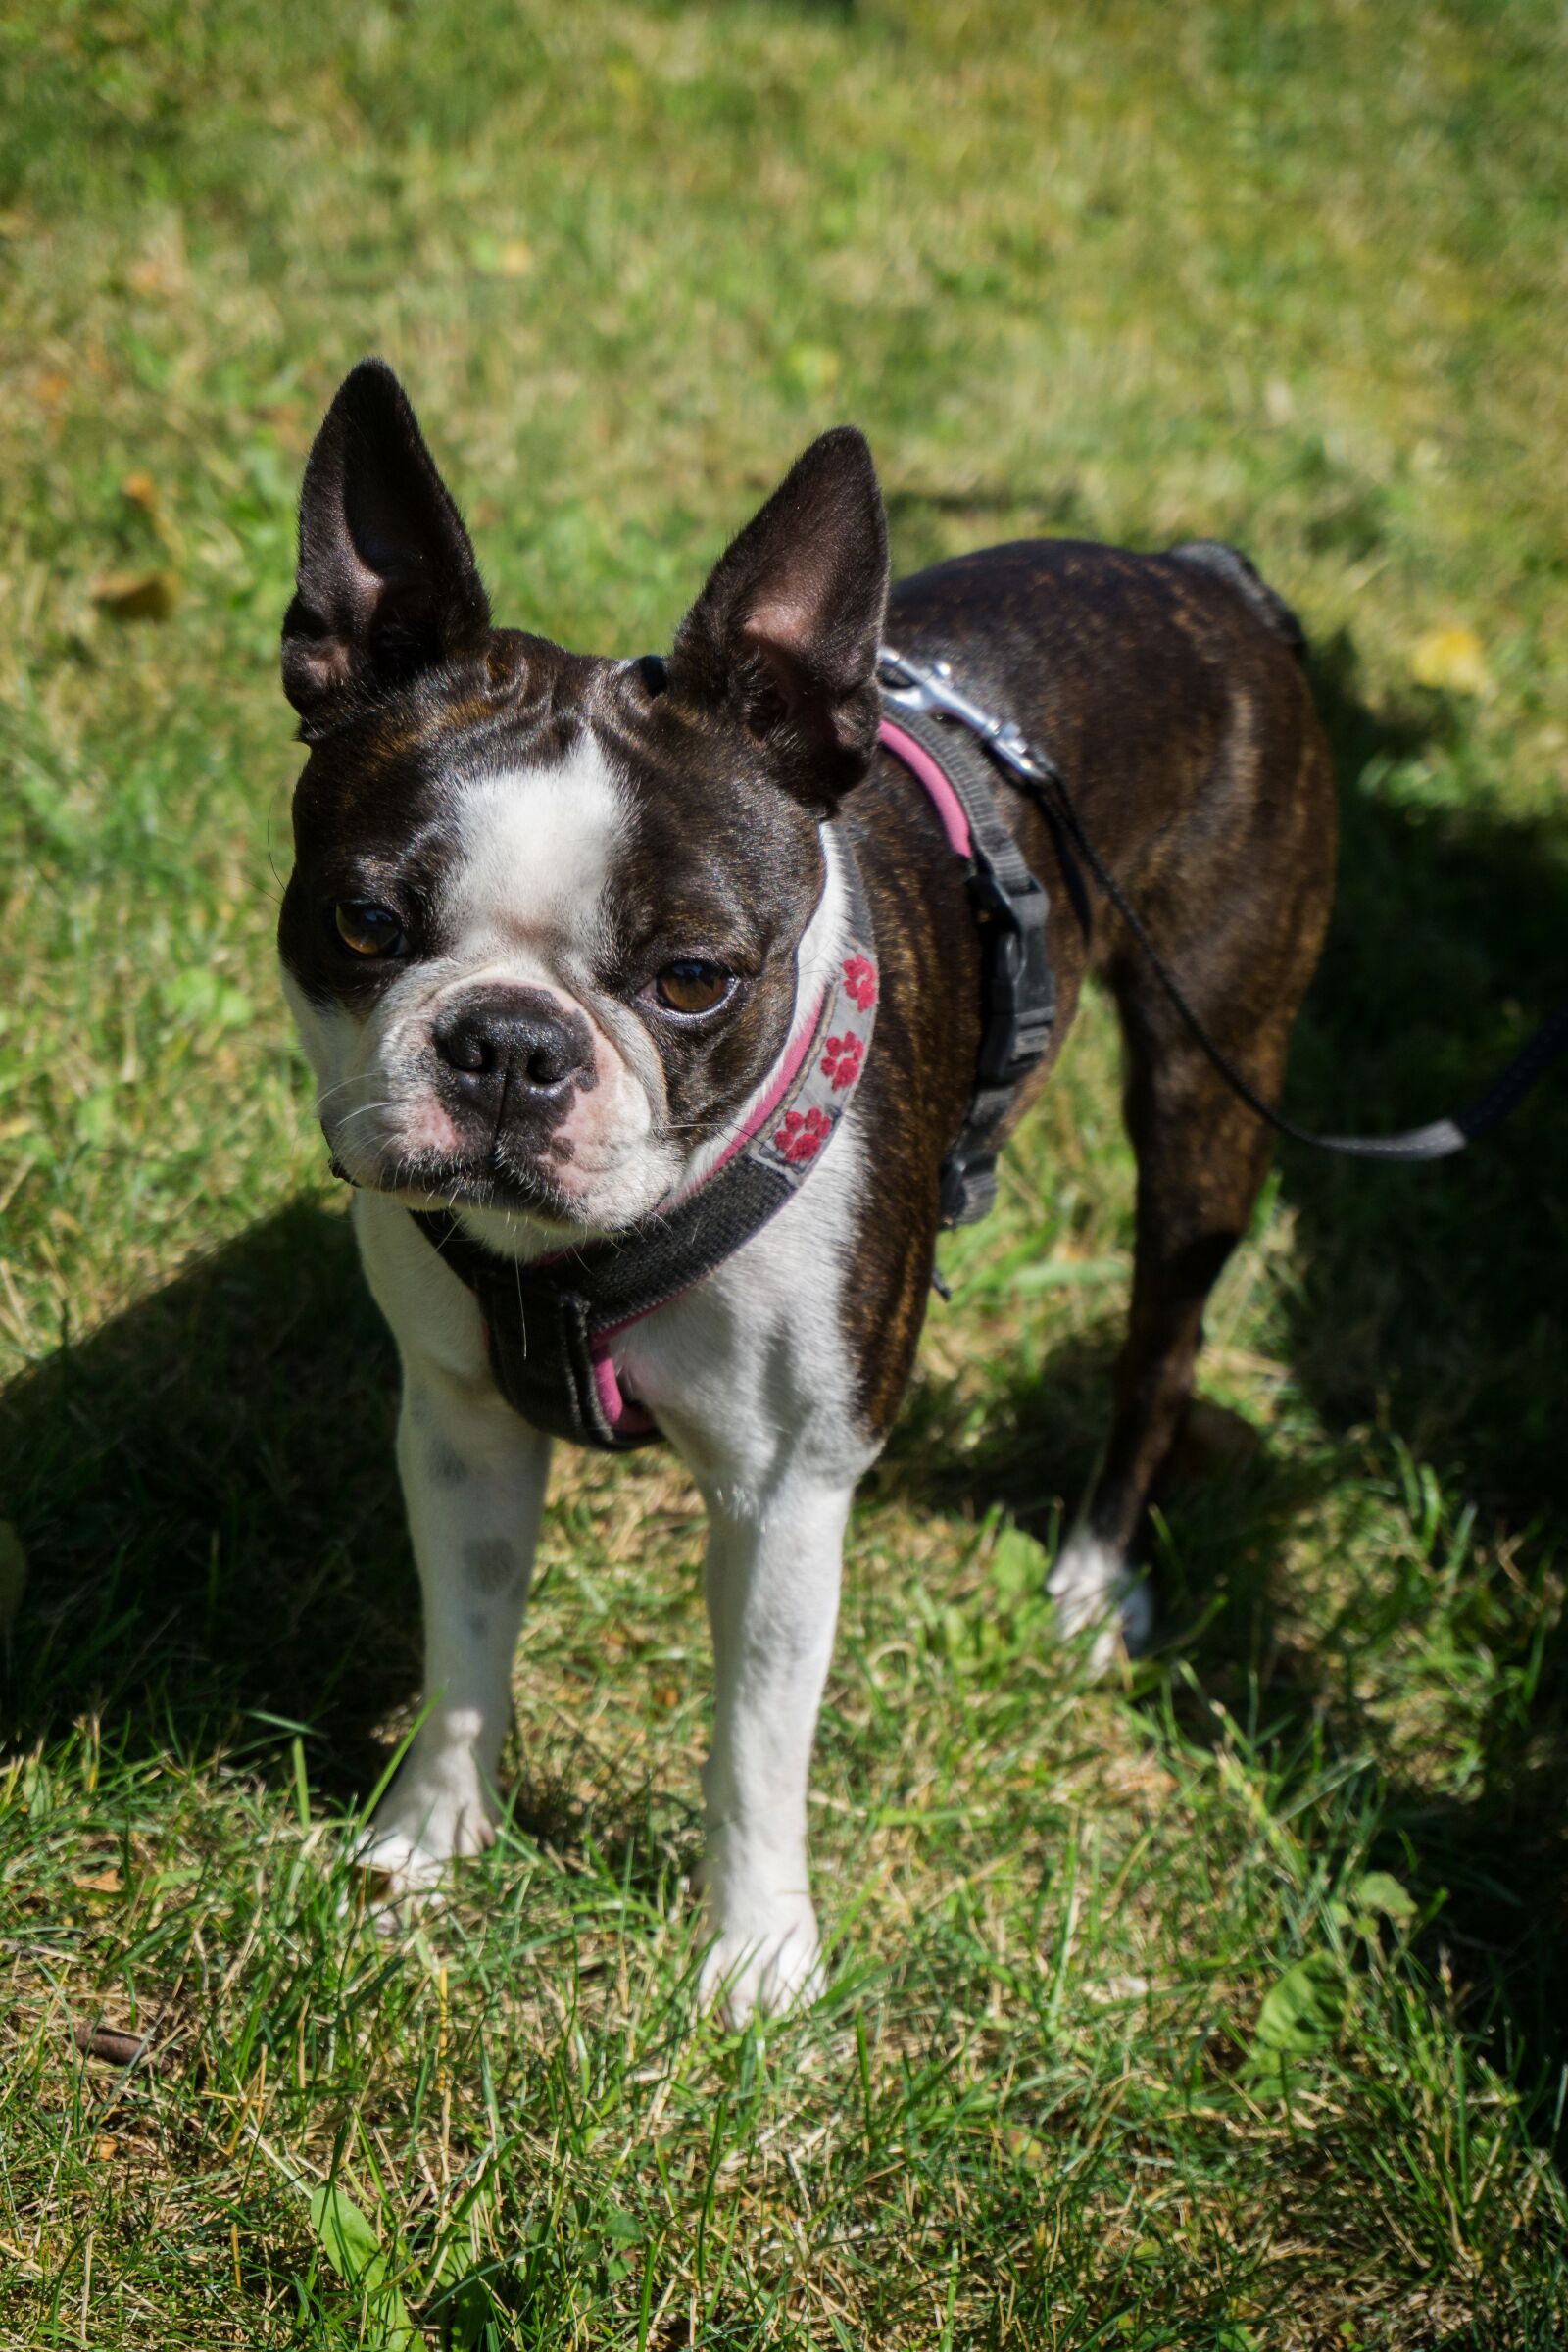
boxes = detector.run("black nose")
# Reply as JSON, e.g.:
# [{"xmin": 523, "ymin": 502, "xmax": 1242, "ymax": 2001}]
[{"xmin": 432, "ymin": 987, "xmax": 593, "ymax": 1097}]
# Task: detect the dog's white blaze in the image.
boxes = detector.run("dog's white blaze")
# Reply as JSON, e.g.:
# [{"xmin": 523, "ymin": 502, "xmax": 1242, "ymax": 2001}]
[
  {"xmin": 435, "ymin": 737, "xmax": 671, "ymax": 1233},
  {"xmin": 442, "ymin": 736, "xmax": 628, "ymax": 973}
]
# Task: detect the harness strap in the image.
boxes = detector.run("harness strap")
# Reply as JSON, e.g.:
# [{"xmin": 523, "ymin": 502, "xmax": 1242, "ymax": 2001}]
[
  {"xmin": 879, "ymin": 709, "xmax": 1059, "ymax": 1225},
  {"xmin": 880, "ymin": 643, "xmax": 1568, "ymax": 1165},
  {"xmin": 414, "ymin": 852, "xmax": 880, "ymax": 1450}
]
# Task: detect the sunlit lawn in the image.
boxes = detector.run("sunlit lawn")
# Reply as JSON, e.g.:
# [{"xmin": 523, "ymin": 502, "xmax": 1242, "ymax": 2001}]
[{"xmin": 2, "ymin": 3, "xmax": 1566, "ymax": 2344}]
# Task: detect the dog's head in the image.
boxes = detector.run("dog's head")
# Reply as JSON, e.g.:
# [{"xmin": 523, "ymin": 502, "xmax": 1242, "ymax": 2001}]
[{"xmin": 278, "ymin": 360, "xmax": 888, "ymax": 1245}]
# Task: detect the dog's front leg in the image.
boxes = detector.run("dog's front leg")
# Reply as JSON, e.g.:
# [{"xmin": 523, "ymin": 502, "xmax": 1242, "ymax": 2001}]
[
  {"xmin": 356, "ymin": 1364, "xmax": 550, "ymax": 1902},
  {"xmin": 352, "ymin": 1197, "xmax": 550, "ymax": 1905},
  {"xmin": 697, "ymin": 1469, "xmax": 854, "ymax": 2025}
]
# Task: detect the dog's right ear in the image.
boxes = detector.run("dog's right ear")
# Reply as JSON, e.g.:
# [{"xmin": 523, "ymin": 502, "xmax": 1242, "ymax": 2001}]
[{"xmin": 282, "ymin": 359, "xmax": 490, "ymax": 734}]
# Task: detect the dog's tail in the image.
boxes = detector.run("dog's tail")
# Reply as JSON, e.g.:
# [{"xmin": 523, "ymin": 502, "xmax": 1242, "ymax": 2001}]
[{"xmin": 1168, "ymin": 539, "xmax": 1306, "ymax": 663}]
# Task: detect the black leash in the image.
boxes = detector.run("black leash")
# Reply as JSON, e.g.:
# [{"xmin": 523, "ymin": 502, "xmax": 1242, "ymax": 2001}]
[
  {"xmin": 1030, "ymin": 760, "xmax": 1568, "ymax": 1161},
  {"xmin": 879, "ymin": 648, "xmax": 1568, "ymax": 1165}
]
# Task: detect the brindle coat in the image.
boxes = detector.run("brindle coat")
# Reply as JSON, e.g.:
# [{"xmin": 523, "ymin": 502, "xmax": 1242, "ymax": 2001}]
[{"xmin": 846, "ymin": 540, "xmax": 1335, "ymax": 1558}]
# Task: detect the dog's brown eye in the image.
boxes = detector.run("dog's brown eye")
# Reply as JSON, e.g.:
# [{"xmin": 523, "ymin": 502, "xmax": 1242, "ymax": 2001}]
[
  {"xmin": 334, "ymin": 902, "xmax": 405, "ymax": 958},
  {"xmin": 655, "ymin": 960, "xmax": 731, "ymax": 1016}
]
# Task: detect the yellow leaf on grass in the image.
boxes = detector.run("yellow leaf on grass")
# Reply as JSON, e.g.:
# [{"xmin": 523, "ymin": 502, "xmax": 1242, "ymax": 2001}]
[
  {"xmin": 468, "ymin": 233, "xmax": 534, "ymax": 278},
  {"xmin": 786, "ymin": 343, "xmax": 842, "ymax": 398},
  {"xmin": 1411, "ymin": 624, "xmax": 1491, "ymax": 696},
  {"xmin": 91, "ymin": 569, "xmax": 177, "ymax": 622}
]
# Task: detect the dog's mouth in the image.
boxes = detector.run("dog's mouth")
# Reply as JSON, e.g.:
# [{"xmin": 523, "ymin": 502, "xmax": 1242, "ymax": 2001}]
[
  {"xmin": 325, "ymin": 1130, "xmax": 581, "ymax": 1225},
  {"xmin": 416, "ymin": 1158, "xmax": 576, "ymax": 1220}
]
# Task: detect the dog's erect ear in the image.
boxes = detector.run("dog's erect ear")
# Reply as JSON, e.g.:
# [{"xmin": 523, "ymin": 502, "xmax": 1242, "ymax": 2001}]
[
  {"xmin": 669, "ymin": 427, "xmax": 890, "ymax": 805},
  {"xmin": 282, "ymin": 359, "xmax": 491, "ymax": 733}
]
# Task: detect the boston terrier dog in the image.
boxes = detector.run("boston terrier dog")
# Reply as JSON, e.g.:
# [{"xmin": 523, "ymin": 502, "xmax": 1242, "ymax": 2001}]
[{"xmin": 279, "ymin": 360, "xmax": 1335, "ymax": 2022}]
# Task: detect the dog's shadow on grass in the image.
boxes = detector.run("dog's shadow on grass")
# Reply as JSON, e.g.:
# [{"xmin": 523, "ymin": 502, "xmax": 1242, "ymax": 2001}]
[
  {"xmin": 0, "ymin": 1199, "xmax": 420, "ymax": 1801},
  {"xmin": 0, "ymin": 1208, "xmax": 700, "ymax": 1905}
]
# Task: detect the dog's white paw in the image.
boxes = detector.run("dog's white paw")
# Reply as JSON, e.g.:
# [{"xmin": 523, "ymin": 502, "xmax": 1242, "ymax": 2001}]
[
  {"xmin": 350, "ymin": 1768, "xmax": 496, "ymax": 1927},
  {"xmin": 699, "ymin": 1901, "xmax": 823, "ymax": 2027},
  {"xmin": 1048, "ymin": 1533, "xmax": 1153, "ymax": 1677}
]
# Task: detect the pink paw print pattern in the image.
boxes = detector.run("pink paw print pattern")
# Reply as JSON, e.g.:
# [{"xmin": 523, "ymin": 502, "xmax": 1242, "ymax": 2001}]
[
  {"xmin": 821, "ymin": 1030, "xmax": 864, "ymax": 1092},
  {"xmin": 774, "ymin": 1105, "xmax": 833, "ymax": 1165},
  {"xmin": 842, "ymin": 953, "xmax": 878, "ymax": 1012}
]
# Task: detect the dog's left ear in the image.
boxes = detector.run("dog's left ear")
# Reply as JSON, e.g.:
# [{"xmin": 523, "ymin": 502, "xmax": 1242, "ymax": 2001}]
[
  {"xmin": 669, "ymin": 427, "xmax": 890, "ymax": 806},
  {"xmin": 282, "ymin": 358, "xmax": 491, "ymax": 735}
]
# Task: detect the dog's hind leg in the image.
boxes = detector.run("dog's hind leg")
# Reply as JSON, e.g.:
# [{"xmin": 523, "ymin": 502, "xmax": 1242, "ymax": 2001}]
[
  {"xmin": 1050, "ymin": 740, "xmax": 1334, "ymax": 1667},
  {"xmin": 1050, "ymin": 1011, "xmax": 1283, "ymax": 1668}
]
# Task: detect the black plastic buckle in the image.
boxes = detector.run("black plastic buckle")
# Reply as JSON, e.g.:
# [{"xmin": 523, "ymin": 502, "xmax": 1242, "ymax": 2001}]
[
  {"xmin": 972, "ymin": 867, "xmax": 1054, "ymax": 1087},
  {"xmin": 940, "ymin": 1152, "xmax": 998, "ymax": 1226}
]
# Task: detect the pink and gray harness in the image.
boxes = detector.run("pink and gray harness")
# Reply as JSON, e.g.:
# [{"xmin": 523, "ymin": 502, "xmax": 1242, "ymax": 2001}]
[{"xmin": 413, "ymin": 656, "xmax": 1060, "ymax": 1450}]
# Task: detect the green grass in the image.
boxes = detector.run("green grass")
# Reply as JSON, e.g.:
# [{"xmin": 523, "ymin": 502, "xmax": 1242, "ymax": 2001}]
[{"xmin": 3, "ymin": 1, "xmax": 1567, "ymax": 2343}]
